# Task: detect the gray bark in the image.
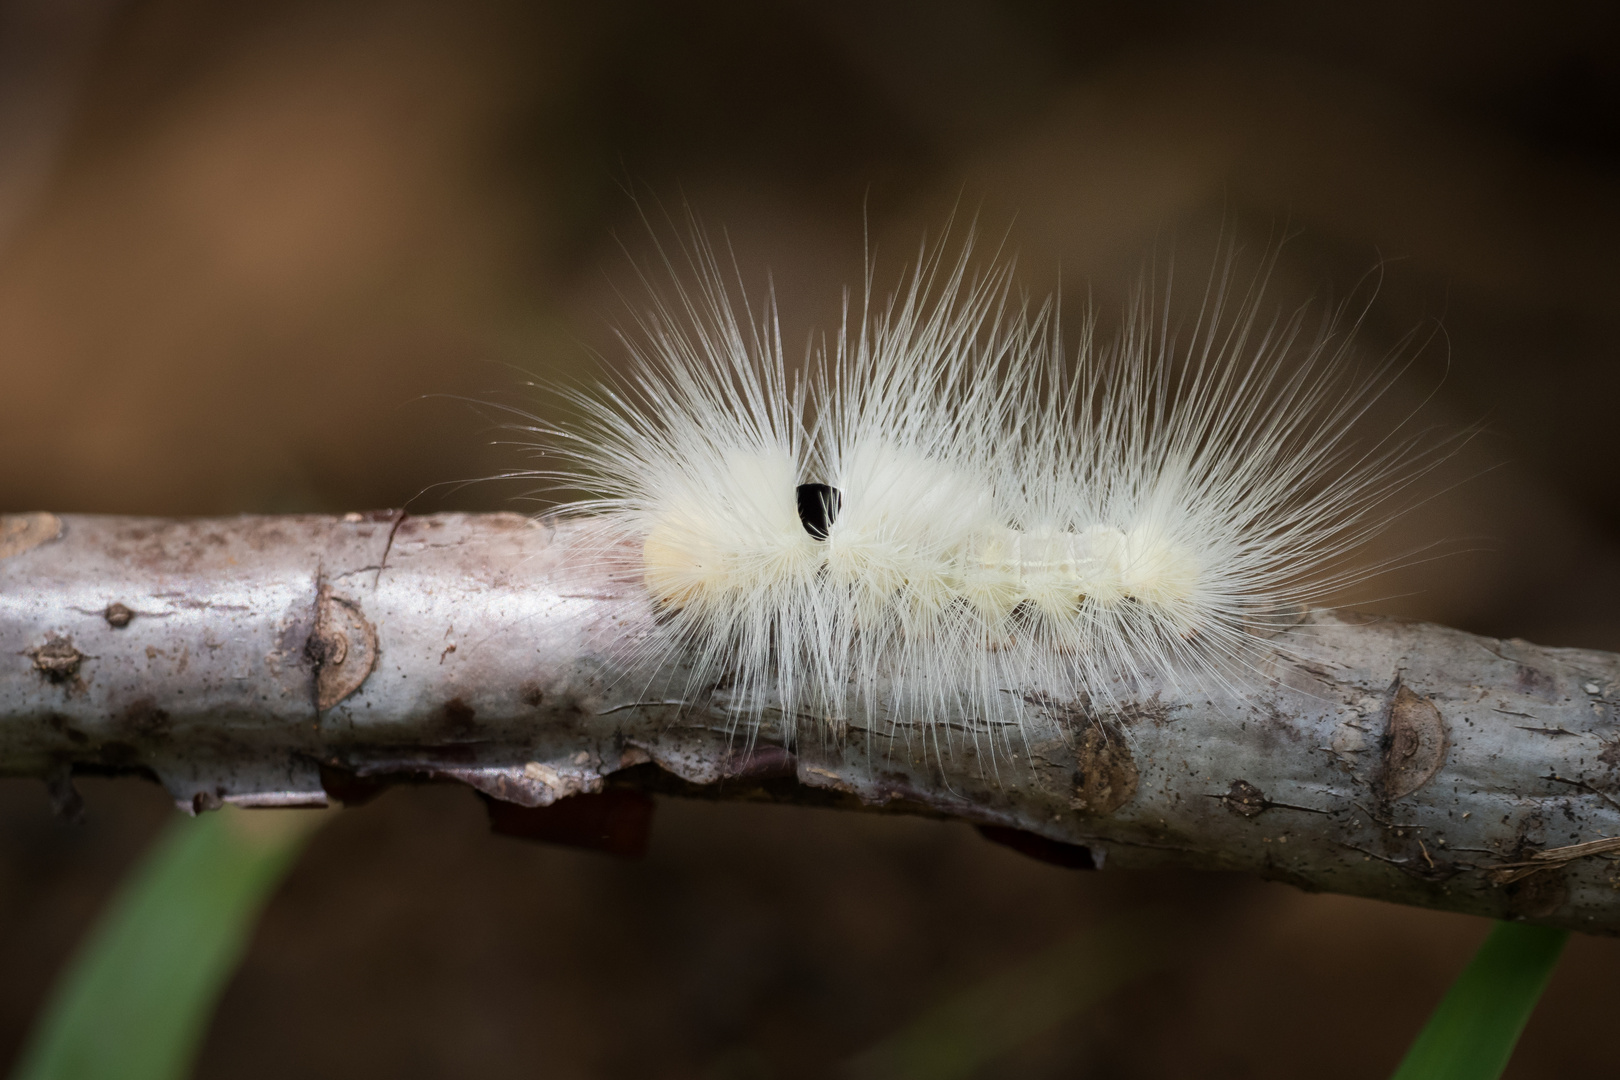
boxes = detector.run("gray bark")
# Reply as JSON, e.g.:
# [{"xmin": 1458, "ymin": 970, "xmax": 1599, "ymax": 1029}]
[{"xmin": 2, "ymin": 511, "xmax": 1618, "ymax": 933}]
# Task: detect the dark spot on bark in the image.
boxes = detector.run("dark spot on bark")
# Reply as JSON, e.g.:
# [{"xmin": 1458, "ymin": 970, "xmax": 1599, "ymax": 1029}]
[
  {"xmin": 720, "ymin": 745, "xmax": 797, "ymax": 780},
  {"xmin": 1600, "ymin": 739, "xmax": 1620, "ymax": 771},
  {"xmin": 1071, "ymin": 722, "xmax": 1138, "ymax": 815},
  {"xmin": 1259, "ymin": 702, "xmax": 1303, "ymax": 751},
  {"xmin": 520, "ymin": 683, "xmax": 544, "ymax": 708},
  {"xmin": 1514, "ymin": 664, "xmax": 1559, "ymax": 700},
  {"xmin": 192, "ymin": 789, "xmax": 225, "ymax": 813},
  {"xmin": 303, "ymin": 624, "xmax": 345, "ymax": 668},
  {"xmin": 1221, "ymin": 779, "xmax": 1269, "ymax": 818},
  {"xmin": 1509, "ymin": 811, "xmax": 1548, "ymax": 860},
  {"xmin": 484, "ymin": 789, "xmax": 654, "ymax": 858},
  {"xmin": 117, "ymin": 698, "xmax": 171, "ymax": 738},
  {"xmin": 1503, "ymin": 868, "xmax": 1568, "ymax": 920},
  {"xmin": 30, "ymin": 635, "xmax": 83, "ymax": 682},
  {"xmin": 103, "ymin": 603, "xmax": 134, "ymax": 628},
  {"xmin": 977, "ymin": 825, "xmax": 1098, "ymax": 869},
  {"xmin": 441, "ymin": 697, "xmax": 477, "ymax": 736}
]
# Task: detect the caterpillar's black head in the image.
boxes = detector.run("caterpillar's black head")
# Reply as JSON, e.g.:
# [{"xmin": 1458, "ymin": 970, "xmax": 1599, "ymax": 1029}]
[{"xmin": 795, "ymin": 483, "xmax": 841, "ymax": 540}]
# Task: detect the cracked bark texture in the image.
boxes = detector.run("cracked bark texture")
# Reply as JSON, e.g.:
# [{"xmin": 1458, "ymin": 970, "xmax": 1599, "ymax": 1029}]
[{"xmin": 3, "ymin": 511, "xmax": 1619, "ymax": 933}]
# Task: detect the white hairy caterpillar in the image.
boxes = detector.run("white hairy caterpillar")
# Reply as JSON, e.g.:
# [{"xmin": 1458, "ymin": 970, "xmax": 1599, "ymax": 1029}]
[{"xmin": 531, "ymin": 222, "xmax": 1436, "ymax": 738}]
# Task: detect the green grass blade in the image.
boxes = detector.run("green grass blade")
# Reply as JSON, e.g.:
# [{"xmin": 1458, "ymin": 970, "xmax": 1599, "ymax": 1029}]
[
  {"xmin": 843, "ymin": 912, "xmax": 1167, "ymax": 1080},
  {"xmin": 10, "ymin": 807, "xmax": 326, "ymax": 1080},
  {"xmin": 1390, "ymin": 920, "xmax": 1569, "ymax": 1080}
]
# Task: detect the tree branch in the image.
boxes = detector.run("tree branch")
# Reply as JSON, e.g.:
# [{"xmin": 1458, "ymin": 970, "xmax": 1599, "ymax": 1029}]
[{"xmin": 3, "ymin": 512, "xmax": 1618, "ymax": 932}]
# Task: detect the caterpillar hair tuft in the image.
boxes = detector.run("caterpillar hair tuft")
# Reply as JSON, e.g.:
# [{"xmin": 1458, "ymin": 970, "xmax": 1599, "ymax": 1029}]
[{"xmin": 523, "ymin": 218, "xmax": 1446, "ymax": 742}]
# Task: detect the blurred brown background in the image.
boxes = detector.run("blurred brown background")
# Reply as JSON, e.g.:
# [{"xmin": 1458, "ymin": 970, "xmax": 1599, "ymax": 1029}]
[{"xmin": 1, "ymin": 1, "xmax": 1618, "ymax": 1076}]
